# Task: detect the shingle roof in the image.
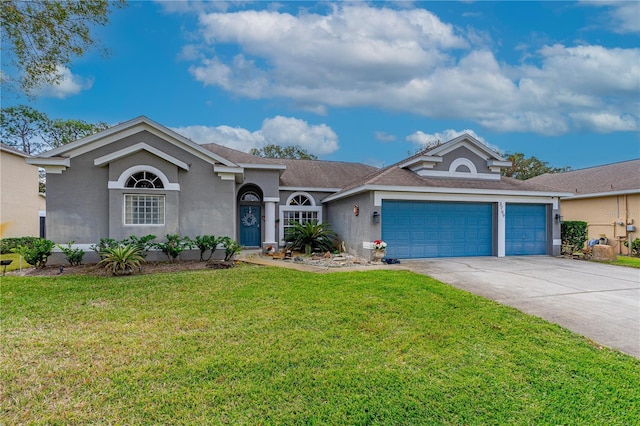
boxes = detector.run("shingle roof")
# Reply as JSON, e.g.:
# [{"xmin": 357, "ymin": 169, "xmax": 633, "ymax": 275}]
[
  {"xmin": 333, "ymin": 157, "xmax": 562, "ymax": 196},
  {"xmin": 527, "ymin": 159, "xmax": 640, "ymax": 195},
  {"xmin": 200, "ymin": 142, "xmax": 378, "ymax": 189}
]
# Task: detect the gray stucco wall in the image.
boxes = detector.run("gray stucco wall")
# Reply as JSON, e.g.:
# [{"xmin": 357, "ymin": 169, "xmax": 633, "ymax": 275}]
[
  {"xmin": 242, "ymin": 169, "xmax": 280, "ymax": 199},
  {"xmin": 46, "ymin": 130, "xmax": 236, "ymax": 245},
  {"xmin": 46, "ymin": 158, "xmax": 109, "ymax": 244},
  {"xmin": 325, "ymin": 192, "xmax": 377, "ymax": 258}
]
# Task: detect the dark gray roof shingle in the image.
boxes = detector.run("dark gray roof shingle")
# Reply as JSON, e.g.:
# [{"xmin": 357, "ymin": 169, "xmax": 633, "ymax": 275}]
[
  {"xmin": 527, "ymin": 159, "xmax": 640, "ymax": 195},
  {"xmin": 200, "ymin": 142, "xmax": 378, "ymax": 189}
]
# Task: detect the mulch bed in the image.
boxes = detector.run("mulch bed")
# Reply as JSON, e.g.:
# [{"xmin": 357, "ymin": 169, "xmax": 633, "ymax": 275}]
[{"xmin": 8, "ymin": 260, "xmax": 237, "ymax": 277}]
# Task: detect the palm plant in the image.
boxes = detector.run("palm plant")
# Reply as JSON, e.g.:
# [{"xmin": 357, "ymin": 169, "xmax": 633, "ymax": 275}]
[
  {"xmin": 98, "ymin": 245, "xmax": 145, "ymax": 276},
  {"xmin": 284, "ymin": 221, "xmax": 337, "ymax": 255}
]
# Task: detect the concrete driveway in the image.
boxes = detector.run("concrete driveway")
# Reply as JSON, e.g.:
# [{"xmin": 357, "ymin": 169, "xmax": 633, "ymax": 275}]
[{"xmin": 402, "ymin": 256, "xmax": 640, "ymax": 358}]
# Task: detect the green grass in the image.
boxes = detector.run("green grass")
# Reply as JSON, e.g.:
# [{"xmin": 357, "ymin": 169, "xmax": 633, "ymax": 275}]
[
  {"xmin": 0, "ymin": 252, "xmax": 32, "ymax": 272},
  {"xmin": 2, "ymin": 266, "xmax": 639, "ymax": 424},
  {"xmin": 600, "ymin": 255, "xmax": 640, "ymax": 269}
]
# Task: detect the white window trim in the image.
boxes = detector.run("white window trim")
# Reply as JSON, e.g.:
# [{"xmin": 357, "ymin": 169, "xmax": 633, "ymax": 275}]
[
  {"xmin": 123, "ymin": 193, "xmax": 166, "ymax": 226},
  {"xmin": 279, "ymin": 191, "xmax": 322, "ymax": 243},
  {"xmin": 109, "ymin": 165, "xmax": 180, "ymax": 190}
]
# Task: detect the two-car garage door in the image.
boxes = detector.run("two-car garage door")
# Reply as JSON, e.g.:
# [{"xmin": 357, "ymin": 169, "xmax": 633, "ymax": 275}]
[{"xmin": 382, "ymin": 201, "xmax": 547, "ymax": 259}]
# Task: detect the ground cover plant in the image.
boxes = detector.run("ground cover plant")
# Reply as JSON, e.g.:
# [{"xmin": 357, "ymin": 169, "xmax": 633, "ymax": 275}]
[
  {"xmin": 601, "ymin": 255, "xmax": 640, "ymax": 269},
  {"xmin": 2, "ymin": 267, "xmax": 639, "ymax": 424}
]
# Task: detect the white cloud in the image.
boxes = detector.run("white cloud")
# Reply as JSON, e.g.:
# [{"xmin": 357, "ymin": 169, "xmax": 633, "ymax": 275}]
[
  {"xmin": 178, "ymin": 3, "xmax": 639, "ymax": 135},
  {"xmin": 406, "ymin": 129, "xmax": 501, "ymax": 152},
  {"xmin": 35, "ymin": 66, "xmax": 93, "ymax": 99},
  {"xmin": 374, "ymin": 131, "xmax": 396, "ymax": 142},
  {"xmin": 172, "ymin": 116, "xmax": 339, "ymax": 155},
  {"xmin": 173, "ymin": 124, "xmax": 265, "ymax": 151},
  {"xmin": 582, "ymin": 1, "xmax": 640, "ymax": 34},
  {"xmin": 569, "ymin": 112, "xmax": 637, "ymax": 133},
  {"xmin": 261, "ymin": 116, "xmax": 339, "ymax": 155}
]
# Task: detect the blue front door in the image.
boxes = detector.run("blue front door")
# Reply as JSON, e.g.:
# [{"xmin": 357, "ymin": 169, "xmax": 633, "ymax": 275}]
[{"xmin": 239, "ymin": 205, "xmax": 261, "ymax": 247}]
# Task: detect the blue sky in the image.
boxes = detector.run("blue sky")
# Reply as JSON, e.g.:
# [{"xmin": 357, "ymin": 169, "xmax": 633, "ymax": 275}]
[{"xmin": 3, "ymin": 1, "xmax": 639, "ymax": 170}]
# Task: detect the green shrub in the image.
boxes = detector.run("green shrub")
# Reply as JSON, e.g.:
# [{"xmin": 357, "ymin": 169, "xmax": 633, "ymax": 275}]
[
  {"xmin": 0, "ymin": 237, "xmax": 39, "ymax": 254},
  {"xmin": 90, "ymin": 238, "xmax": 120, "ymax": 258},
  {"xmin": 98, "ymin": 245, "xmax": 145, "ymax": 276},
  {"xmin": 57, "ymin": 241, "xmax": 85, "ymax": 266},
  {"xmin": 219, "ymin": 236, "xmax": 241, "ymax": 261},
  {"xmin": 624, "ymin": 238, "xmax": 640, "ymax": 257},
  {"xmin": 561, "ymin": 221, "xmax": 588, "ymax": 255},
  {"xmin": 193, "ymin": 235, "xmax": 219, "ymax": 261},
  {"xmin": 284, "ymin": 221, "xmax": 337, "ymax": 255},
  {"xmin": 11, "ymin": 238, "xmax": 54, "ymax": 268},
  {"xmin": 121, "ymin": 234, "xmax": 156, "ymax": 257},
  {"xmin": 155, "ymin": 234, "xmax": 193, "ymax": 262}
]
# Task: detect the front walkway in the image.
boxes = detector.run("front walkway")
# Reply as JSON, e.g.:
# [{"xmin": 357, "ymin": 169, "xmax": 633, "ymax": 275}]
[{"xmin": 402, "ymin": 256, "xmax": 640, "ymax": 358}]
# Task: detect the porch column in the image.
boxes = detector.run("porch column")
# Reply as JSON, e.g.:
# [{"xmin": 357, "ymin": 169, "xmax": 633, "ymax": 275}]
[
  {"xmin": 497, "ymin": 201, "xmax": 506, "ymax": 257},
  {"xmin": 263, "ymin": 198, "xmax": 278, "ymax": 248}
]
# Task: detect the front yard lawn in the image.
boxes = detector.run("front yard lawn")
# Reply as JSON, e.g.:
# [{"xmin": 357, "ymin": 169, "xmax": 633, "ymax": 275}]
[
  {"xmin": 602, "ymin": 255, "xmax": 640, "ymax": 269},
  {"xmin": 2, "ymin": 265, "xmax": 639, "ymax": 424}
]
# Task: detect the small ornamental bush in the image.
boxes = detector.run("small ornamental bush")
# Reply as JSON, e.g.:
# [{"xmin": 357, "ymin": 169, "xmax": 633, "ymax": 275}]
[
  {"xmin": 11, "ymin": 238, "xmax": 54, "ymax": 268},
  {"xmin": 220, "ymin": 236, "xmax": 242, "ymax": 261},
  {"xmin": 155, "ymin": 234, "xmax": 193, "ymax": 262},
  {"xmin": 98, "ymin": 245, "xmax": 145, "ymax": 276},
  {"xmin": 193, "ymin": 235, "xmax": 219, "ymax": 261},
  {"xmin": 624, "ymin": 238, "xmax": 640, "ymax": 257},
  {"xmin": 121, "ymin": 234, "xmax": 157, "ymax": 257},
  {"xmin": 561, "ymin": 221, "xmax": 588, "ymax": 254},
  {"xmin": 0, "ymin": 237, "xmax": 40, "ymax": 254},
  {"xmin": 57, "ymin": 241, "xmax": 85, "ymax": 266},
  {"xmin": 90, "ymin": 238, "xmax": 119, "ymax": 258},
  {"xmin": 284, "ymin": 221, "xmax": 337, "ymax": 255}
]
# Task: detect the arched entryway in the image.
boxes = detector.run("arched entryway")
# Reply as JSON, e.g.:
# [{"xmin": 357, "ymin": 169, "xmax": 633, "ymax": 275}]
[{"xmin": 238, "ymin": 185, "xmax": 263, "ymax": 247}]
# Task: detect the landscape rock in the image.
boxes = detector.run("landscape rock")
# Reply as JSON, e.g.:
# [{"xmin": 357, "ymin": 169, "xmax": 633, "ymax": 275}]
[{"xmin": 592, "ymin": 245, "xmax": 617, "ymax": 261}]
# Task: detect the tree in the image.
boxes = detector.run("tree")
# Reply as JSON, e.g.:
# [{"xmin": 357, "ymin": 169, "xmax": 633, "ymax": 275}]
[
  {"xmin": 249, "ymin": 144, "xmax": 318, "ymax": 160},
  {"xmin": 0, "ymin": 0, "xmax": 125, "ymax": 95},
  {"xmin": 1, "ymin": 105, "xmax": 109, "ymax": 154},
  {"xmin": 501, "ymin": 152, "xmax": 570, "ymax": 180},
  {"xmin": 0, "ymin": 105, "xmax": 48, "ymax": 155},
  {"xmin": 46, "ymin": 118, "xmax": 109, "ymax": 148}
]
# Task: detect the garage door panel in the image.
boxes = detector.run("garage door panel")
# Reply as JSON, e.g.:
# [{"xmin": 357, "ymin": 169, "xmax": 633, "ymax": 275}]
[
  {"xmin": 506, "ymin": 204, "xmax": 547, "ymax": 255},
  {"xmin": 382, "ymin": 201, "xmax": 493, "ymax": 259}
]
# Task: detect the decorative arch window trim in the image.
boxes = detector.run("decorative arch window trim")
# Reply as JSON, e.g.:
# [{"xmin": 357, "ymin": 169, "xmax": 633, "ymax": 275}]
[
  {"xmin": 240, "ymin": 191, "xmax": 261, "ymax": 202},
  {"xmin": 279, "ymin": 191, "xmax": 322, "ymax": 243},
  {"xmin": 108, "ymin": 165, "xmax": 180, "ymax": 190},
  {"xmin": 286, "ymin": 192, "xmax": 316, "ymax": 206},
  {"xmin": 448, "ymin": 158, "xmax": 478, "ymax": 176}
]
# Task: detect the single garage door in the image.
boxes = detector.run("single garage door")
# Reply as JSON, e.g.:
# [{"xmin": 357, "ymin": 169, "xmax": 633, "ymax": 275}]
[
  {"xmin": 382, "ymin": 201, "xmax": 493, "ymax": 259},
  {"xmin": 506, "ymin": 204, "xmax": 547, "ymax": 255}
]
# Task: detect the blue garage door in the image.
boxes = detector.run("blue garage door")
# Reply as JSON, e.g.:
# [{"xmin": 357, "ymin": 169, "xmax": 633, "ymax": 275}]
[
  {"xmin": 506, "ymin": 204, "xmax": 547, "ymax": 255},
  {"xmin": 382, "ymin": 201, "xmax": 493, "ymax": 259}
]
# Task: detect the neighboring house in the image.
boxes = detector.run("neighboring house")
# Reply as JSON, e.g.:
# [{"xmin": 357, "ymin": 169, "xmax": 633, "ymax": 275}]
[
  {"xmin": 26, "ymin": 116, "xmax": 569, "ymax": 260},
  {"xmin": 528, "ymin": 160, "xmax": 640, "ymax": 255},
  {"xmin": 0, "ymin": 143, "xmax": 46, "ymax": 238}
]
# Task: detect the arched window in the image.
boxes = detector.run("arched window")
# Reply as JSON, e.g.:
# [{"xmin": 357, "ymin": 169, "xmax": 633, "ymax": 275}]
[
  {"xmin": 288, "ymin": 194, "xmax": 312, "ymax": 206},
  {"xmin": 126, "ymin": 171, "xmax": 164, "ymax": 189},
  {"xmin": 123, "ymin": 170, "xmax": 165, "ymax": 225},
  {"xmin": 241, "ymin": 191, "xmax": 261, "ymax": 202},
  {"xmin": 280, "ymin": 192, "xmax": 321, "ymax": 243}
]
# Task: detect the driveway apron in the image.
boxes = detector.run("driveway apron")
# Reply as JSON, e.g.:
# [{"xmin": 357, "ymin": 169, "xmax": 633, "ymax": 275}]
[{"xmin": 403, "ymin": 256, "xmax": 640, "ymax": 358}]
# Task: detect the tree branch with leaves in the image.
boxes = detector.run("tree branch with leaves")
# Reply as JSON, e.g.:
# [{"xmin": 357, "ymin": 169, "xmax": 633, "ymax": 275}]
[{"xmin": 0, "ymin": 0, "xmax": 125, "ymax": 96}]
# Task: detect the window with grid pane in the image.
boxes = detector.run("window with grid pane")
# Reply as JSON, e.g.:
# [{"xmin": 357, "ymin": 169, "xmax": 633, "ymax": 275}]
[{"xmin": 124, "ymin": 194, "xmax": 165, "ymax": 225}]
